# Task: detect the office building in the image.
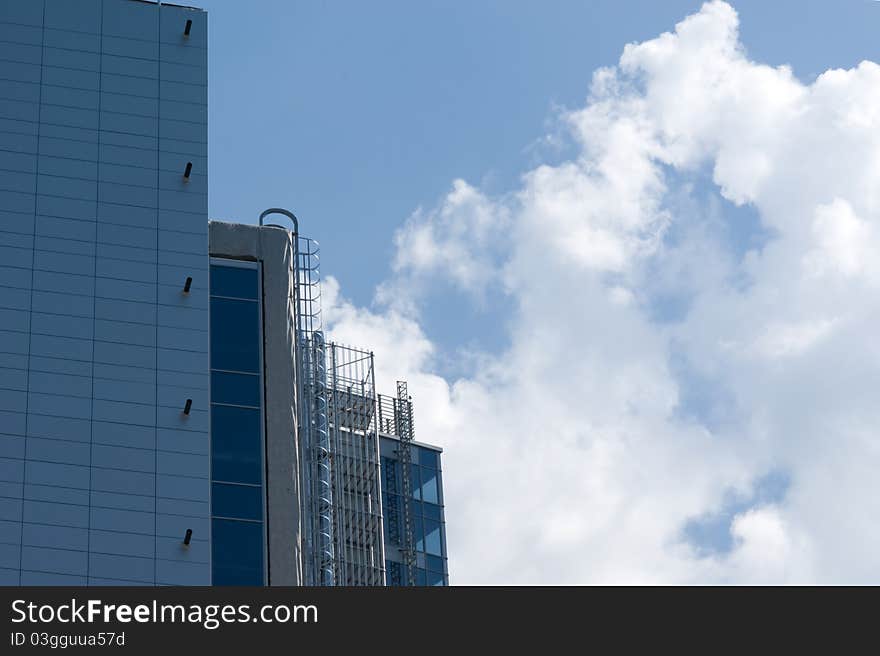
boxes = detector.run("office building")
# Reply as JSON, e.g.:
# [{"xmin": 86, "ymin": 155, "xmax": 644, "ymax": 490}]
[
  {"xmin": 0, "ymin": 0, "xmax": 447, "ymax": 586},
  {"xmin": 378, "ymin": 389, "xmax": 449, "ymax": 586}
]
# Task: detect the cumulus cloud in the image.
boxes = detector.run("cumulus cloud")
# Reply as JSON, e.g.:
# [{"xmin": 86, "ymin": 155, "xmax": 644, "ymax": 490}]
[
  {"xmin": 389, "ymin": 179, "xmax": 510, "ymax": 302},
  {"xmin": 804, "ymin": 199, "xmax": 879, "ymax": 281},
  {"xmin": 325, "ymin": 1, "xmax": 880, "ymax": 583},
  {"xmin": 716, "ymin": 506, "xmax": 814, "ymax": 583}
]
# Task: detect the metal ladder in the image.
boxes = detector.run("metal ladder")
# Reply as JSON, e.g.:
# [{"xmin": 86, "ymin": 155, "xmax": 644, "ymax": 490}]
[
  {"xmin": 395, "ymin": 381, "xmax": 417, "ymax": 586},
  {"xmin": 260, "ymin": 208, "xmax": 336, "ymax": 586}
]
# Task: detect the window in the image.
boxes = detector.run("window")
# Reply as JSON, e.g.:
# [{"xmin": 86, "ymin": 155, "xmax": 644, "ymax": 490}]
[
  {"xmin": 424, "ymin": 519, "xmax": 443, "ymax": 556},
  {"xmin": 410, "ymin": 462, "xmax": 421, "ymax": 500},
  {"xmin": 420, "ymin": 468, "xmax": 439, "ymax": 504},
  {"xmin": 426, "ymin": 554, "xmax": 444, "ymax": 572},
  {"xmin": 379, "ymin": 436, "xmax": 448, "ymax": 587},
  {"xmin": 382, "ymin": 456, "xmax": 399, "ymax": 494},
  {"xmin": 211, "ymin": 519, "xmax": 264, "ymax": 586},
  {"xmin": 413, "ymin": 514, "xmax": 424, "ymax": 552},
  {"xmin": 210, "ymin": 265, "xmax": 259, "ymax": 300},
  {"xmin": 210, "ymin": 298, "xmax": 260, "ymax": 373},
  {"xmin": 212, "ymin": 482, "xmax": 262, "ymax": 521},
  {"xmin": 422, "ymin": 501, "xmax": 442, "ymax": 522},
  {"xmin": 211, "ymin": 405, "xmax": 262, "ymax": 485},
  {"xmin": 211, "ymin": 371, "xmax": 261, "ymax": 407},
  {"xmin": 210, "ymin": 261, "xmax": 265, "ymax": 586},
  {"xmin": 419, "ymin": 447, "xmax": 439, "ymax": 469},
  {"xmin": 384, "ymin": 493, "xmax": 401, "ymax": 545}
]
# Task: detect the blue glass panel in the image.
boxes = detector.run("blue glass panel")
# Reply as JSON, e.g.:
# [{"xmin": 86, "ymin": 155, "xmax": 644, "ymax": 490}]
[
  {"xmin": 210, "ymin": 297, "xmax": 259, "ymax": 373},
  {"xmin": 424, "ymin": 519, "xmax": 442, "ymax": 556},
  {"xmin": 210, "ymin": 265, "xmax": 258, "ymax": 300},
  {"xmin": 385, "ymin": 493, "xmax": 401, "ymax": 545},
  {"xmin": 410, "ymin": 462, "xmax": 420, "ymax": 500},
  {"xmin": 212, "ymin": 561, "xmax": 263, "ymax": 587},
  {"xmin": 421, "ymin": 468, "xmax": 439, "ymax": 504},
  {"xmin": 427, "ymin": 569, "xmax": 445, "ymax": 586},
  {"xmin": 211, "ymin": 371, "xmax": 260, "ymax": 408},
  {"xmin": 414, "ymin": 567, "xmax": 427, "ymax": 587},
  {"xmin": 422, "ymin": 502, "xmax": 442, "ymax": 522},
  {"xmin": 426, "ymin": 554, "xmax": 444, "ymax": 573},
  {"xmin": 413, "ymin": 514, "xmax": 424, "ymax": 553},
  {"xmin": 418, "ymin": 447, "xmax": 439, "ymax": 469},
  {"xmin": 382, "ymin": 456, "xmax": 399, "ymax": 494},
  {"xmin": 211, "ymin": 405, "xmax": 261, "ymax": 485},
  {"xmin": 211, "ymin": 518, "xmax": 263, "ymax": 586},
  {"xmin": 212, "ymin": 483, "xmax": 262, "ymax": 521}
]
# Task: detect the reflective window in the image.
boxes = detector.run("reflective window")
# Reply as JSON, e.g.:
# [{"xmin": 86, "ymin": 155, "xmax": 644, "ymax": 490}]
[
  {"xmin": 410, "ymin": 462, "xmax": 421, "ymax": 500},
  {"xmin": 383, "ymin": 493, "xmax": 401, "ymax": 545},
  {"xmin": 382, "ymin": 456, "xmax": 399, "ymax": 494},
  {"xmin": 424, "ymin": 519, "xmax": 442, "ymax": 556},
  {"xmin": 211, "ymin": 265, "xmax": 259, "ymax": 300},
  {"xmin": 422, "ymin": 502, "xmax": 442, "ymax": 522},
  {"xmin": 419, "ymin": 447, "xmax": 439, "ymax": 469},
  {"xmin": 211, "ymin": 519, "xmax": 264, "ymax": 586},
  {"xmin": 420, "ymin": 468, "xmax": 439, "ymax": 504},
  {"xmin": 426, "ymin": 554, "xmax": 444, "ymax": 572},
  {"xmin": 212, "ymin": 482, "xmax": 262, "ymax": 521},
  {"xmin": 211, "ymin": 371, "xmax": 261, "ymax": 407},
  {"xmin": 211, "ymin": 405, "xmax": 262, "ymax": 485},
  {"xmin": 413, "ymin": 514, "xmax": 424, "ymax": 552},
  {"xmin": 379, "ymin": 435, "xmax": 447, "ymax": 587},
  {"xmin": 210, "ymin": 297, "xmax": 260, "ymax": 373}
]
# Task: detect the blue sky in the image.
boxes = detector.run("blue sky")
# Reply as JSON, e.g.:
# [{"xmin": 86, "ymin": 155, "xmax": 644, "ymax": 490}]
[
  {"xmin": 197, "ymin": 0, "xmax": 880, "ymax": 369},
  {"xmin": 196, "ymin": 1, "xmax": 880, "ymax": 581},
  {"xmin": 200, "ymin": 0, "xmax": 876, "ymax": 297}
]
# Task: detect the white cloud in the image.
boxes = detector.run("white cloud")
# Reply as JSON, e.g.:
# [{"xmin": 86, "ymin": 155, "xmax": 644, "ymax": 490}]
[
  {"xmin": 804, "ymin": 199, "xmax": 878, "ymax": 280},
  {"xmin": 389, "ymin": 179, "xmax": 510, "ymax": 301},
  {"xmin": 325, "ymin": 1, "xmax": 880, "ymax": 583},
  {"xmin": 752, "ymin": 318, "xmax": 840, "ymax": 359},
  {"xmin": 721, "ymin": 506, "xmax": 813, "ymax": 583}
]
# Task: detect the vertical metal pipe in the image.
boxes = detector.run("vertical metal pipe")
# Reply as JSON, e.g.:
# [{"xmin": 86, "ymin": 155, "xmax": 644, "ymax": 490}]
[{"xmin": 369, "ymin": 353, "xmax": 386, "ymax": 585}]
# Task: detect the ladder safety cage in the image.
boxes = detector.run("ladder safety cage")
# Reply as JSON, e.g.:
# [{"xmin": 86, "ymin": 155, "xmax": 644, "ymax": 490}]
[
  {"xmin": 395, "ymin": 382, "xmax": 418, "ymax": 586},
  {"xmin": 268, "ymin": 208, "xmax": 386, "ymax": 586},
  {"xmin": 377, "ymin": 387, "xmax": 419, "ymax": 586}
]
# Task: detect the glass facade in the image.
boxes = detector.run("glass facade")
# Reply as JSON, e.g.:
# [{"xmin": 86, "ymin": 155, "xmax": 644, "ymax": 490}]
[
  {"xmin": 209, "ymin": 261, "xmax": 266, "ymax": 585},
  {"xmin": 381, "ymin": 438, "xmax": 448, "ymax": 586}
]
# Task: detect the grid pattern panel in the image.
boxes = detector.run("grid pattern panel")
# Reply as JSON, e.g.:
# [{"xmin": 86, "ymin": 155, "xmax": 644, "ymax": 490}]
[
  {"xmin": 0, "ymin": 0, "xmax": 209, "ymax": 586},
  {"xmin": 326, "ymin": 344, "xmax": 385, "ymax": 586},
  {"xmin": 380, "ymin": 437, "xmax": 449, "ymax": 586}
]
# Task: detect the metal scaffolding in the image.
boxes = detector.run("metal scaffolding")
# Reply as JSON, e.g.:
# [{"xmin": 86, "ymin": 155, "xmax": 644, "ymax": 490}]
[
  {"xmin": 282, "ymin": 218, "xmax": 384, "ymax": 586},
  {"xmin": 326, "ymin": 344, "xmax": 385, "ymax": 586}
]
